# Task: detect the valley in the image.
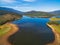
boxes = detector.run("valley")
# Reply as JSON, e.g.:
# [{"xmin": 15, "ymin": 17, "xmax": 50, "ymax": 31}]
[{"xmin": 0, "ymin": 7, "xmax": 60, "ymax": 45}]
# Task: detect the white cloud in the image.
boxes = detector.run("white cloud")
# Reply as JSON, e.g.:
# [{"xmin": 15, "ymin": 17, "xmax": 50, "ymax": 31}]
[
  {"xmin": 1, "ymin": 6, "xmax": 35, "ymax": 12},
  {"xmin": 23, "ymin": 0, "xmax": 36, "ymax": 2},
  {"xmin": 0, "ymin": 0, "xmax": 16, "ymax": 3},
  {"xmin": 12, "ymin": 6, "xmax": 34, "ymax": 12},
  {"xmin": 1, "ymin": 5, "xmax": 60, "ymax": 12}
]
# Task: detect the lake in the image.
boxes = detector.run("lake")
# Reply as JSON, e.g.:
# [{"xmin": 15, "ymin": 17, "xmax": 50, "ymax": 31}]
[{"xmin": 8, "ymin": 16, "xmax": 55, "ymax": 45}]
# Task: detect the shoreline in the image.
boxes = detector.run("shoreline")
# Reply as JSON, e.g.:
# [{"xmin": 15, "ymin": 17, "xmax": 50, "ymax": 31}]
[
  {"xmin": 47, "ymin": 24, "xmax": 60, "ymax": 45},
  {"xmin": 0, "ymin": 23, "xmax": 19, "ymax": 45}
]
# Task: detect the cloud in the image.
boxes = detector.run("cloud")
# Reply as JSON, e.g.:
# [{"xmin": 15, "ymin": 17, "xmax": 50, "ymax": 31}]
[
  {"xmin": 12, "ymin": 6, "xmax": 34, "ymax": 12},
  {"xmin": 23, "ymin": 0, "xmax": 36, "ymax": 2},
  {"xmin": 1, "ymin": 6, "xmax": 35, "ymax": 12},
  {"xmin": 0, "ymin": 0, "xmax": 16, "ymax": 3}
]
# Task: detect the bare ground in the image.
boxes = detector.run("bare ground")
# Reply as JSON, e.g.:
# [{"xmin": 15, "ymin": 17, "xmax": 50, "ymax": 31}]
[
  {"xmin": 0, "ymin": 23, "xmax": 19, "ymax": 45},
  {"xmin": 47, "ymin": 24, "xmax": 60, "ymax": 45}
]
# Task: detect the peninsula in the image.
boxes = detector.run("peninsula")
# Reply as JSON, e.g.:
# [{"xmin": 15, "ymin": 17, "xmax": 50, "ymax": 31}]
[{"xmin": 0, "ymin": 23, "xmax": 19, "ymax": 45}]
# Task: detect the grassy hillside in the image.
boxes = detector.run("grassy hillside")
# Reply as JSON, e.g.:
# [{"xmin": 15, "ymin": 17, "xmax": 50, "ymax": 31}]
[
  {"xmin": 0, "ymin": 7, "xmax": 23, "ymax": 25},
  {"xmin": 0, "ymin": 24, "xmax": 11, "ymax": 36},
  {"xmin": 0, "ymin": 7, "xmax": 22, "ymax": 37},
  {"xmin": 50, "ymin": 17, "xmax": 60, "ymax": 21},
  {"xmin": 0, "ymin": 13, "xmax": 22, "ymax": 25},
  {"xmin": 47, "ymin": 17, "xmax": 60, "ymax": 33}
]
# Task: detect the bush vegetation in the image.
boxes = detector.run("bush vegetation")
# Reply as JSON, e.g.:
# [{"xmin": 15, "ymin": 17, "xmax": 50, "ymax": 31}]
[{"xmin": 0, "ymin": 13, "xmax": 22, "ymax": 25}]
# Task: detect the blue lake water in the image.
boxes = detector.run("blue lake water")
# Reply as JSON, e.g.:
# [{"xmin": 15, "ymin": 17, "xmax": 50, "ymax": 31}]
[{"xmin": 9, "ymin": 16, "xmax": 55, "ymax": 45}]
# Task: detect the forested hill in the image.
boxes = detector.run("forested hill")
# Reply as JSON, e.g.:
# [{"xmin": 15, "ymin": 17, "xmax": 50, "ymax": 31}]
[
  {"xmin": 24, "ymin": 11, "xmax": 55, "ymax": 18},
  {"xmin": 0, "ymin": 7, "xmax": 23, "ymax": 15}
]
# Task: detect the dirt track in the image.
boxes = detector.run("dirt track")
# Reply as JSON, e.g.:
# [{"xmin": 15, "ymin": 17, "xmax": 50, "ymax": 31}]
[
  {"xmin": 0, "ymin": 23, "xmax": 19, "ymax": 45},
  {"xmin": 47, "ymin": 24, "xmax": 60, "ymax": 45}
]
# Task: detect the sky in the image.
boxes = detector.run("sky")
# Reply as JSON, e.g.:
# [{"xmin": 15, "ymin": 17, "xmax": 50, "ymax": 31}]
[{"xmin": 0, "ymin": 0, "xmax": 60, "ymax": 12}]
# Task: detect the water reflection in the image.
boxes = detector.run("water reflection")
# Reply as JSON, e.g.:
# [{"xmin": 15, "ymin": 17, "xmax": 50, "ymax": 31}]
[{"xmin": 8, "ymin": 16, "xmax": 55, "ymax": 45}]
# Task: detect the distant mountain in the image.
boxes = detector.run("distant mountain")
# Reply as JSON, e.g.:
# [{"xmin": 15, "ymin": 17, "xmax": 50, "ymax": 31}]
[
  {"xmin": 49, "ymin": 10, "xmax": 60, "ymax": 15},
  {"xmin": 24, "ymin": 11, "xmax": 55, "ymax": 18},
  {"xmin": 0, "ymin": 7, "xmax": 23, "ymax": 15}
]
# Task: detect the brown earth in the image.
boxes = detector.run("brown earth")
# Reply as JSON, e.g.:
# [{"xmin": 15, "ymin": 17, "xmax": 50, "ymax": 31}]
[
  {"xmin": 0, "ymin": 23, "xmax": 19, "ymax": 45},
  {"xmin": 0, "ymin": 23, "xmax": 60, "ymax": 45},
  {"xmin": 47, "ymin": 24, "xmax": 60, "ymax": 45}
]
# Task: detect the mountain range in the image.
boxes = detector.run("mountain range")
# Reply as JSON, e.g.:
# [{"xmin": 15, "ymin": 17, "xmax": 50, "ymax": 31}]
[
  {"xmin": 0, "ymin": 7, "xmax": 23, "ymax": 15},
  {"xmin": 24, "ymin": 11, "xmax": 55, "ymax": 18},
  {"xmin": 49, "ymin": 10, "xmax": 60, "ymax": 15},
  {"xmin": 0, "ymin": 7, "xmax": 60, "ymax": 18}
]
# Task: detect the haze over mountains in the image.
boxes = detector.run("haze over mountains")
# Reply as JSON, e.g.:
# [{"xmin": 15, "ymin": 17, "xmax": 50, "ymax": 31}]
[
  {"xmin": 24, "ymin": 10, "xmax": 60, "ymax": 17},
  {"xmin": 0, "ymin": 7, "xmax": 23, "ymax": 15},
  {"xmin": 49, "ymin": 10, "xmax": 60, "ymax": 15},
  {"xmin": 0, "ymin": 7, "xmax": 60, "ymax": 18},
  {"xmin": 24, "ymin": 11, "xmax": 55, "ymax": 18}
]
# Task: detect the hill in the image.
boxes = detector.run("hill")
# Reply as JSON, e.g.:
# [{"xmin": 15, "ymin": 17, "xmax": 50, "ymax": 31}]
[
  {"xmin": 0, "ymin": 7, "xmax": 22, "ymax": 25},
  {"xmin": 24, "ymin": 11, "xmax": 55, "ymax": 18},
  {"xmin": 0, "ymin": 7, "xmax": 23, "ymax": 15},
  {"xmin": 49, "ymin": 10, "xmax": 60, "ymax": 15}
]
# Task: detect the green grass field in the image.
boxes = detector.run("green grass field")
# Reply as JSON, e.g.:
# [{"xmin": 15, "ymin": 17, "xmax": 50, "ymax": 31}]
[
  {"xmin": 50, "ymin": 17, "xmax": 60, "ymax": 21},
  {"xmin": 48, "ymin": 17, "xmax": 60, "ymax": 33},
  {"xmin": 50, "ymin": 25, "xmax": 60, "ymax": 33},
  {"xmin": 0, "ymin": 24, "xmax": 11, "ymax": 36}
]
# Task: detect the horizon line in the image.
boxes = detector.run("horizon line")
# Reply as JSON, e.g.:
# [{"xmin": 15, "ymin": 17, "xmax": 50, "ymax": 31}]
[{"xmin": 0, "ymin": 6, "xmax": 60, "ymax": 12}]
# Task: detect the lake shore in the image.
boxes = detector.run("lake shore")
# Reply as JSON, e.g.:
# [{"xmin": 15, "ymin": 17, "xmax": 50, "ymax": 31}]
[
  {"xmin": 0, "ymin": 23, "xmax": 19, "ymax": 45},
  {"xmin": 47, "ymin": 24, "xmax": 60, "ymax": 45}
]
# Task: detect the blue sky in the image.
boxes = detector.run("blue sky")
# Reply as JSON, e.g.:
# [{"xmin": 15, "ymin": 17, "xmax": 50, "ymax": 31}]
[{"xmin": 0, "ymin": 0, "xmax": 60, "ymax": 12}]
